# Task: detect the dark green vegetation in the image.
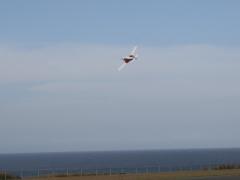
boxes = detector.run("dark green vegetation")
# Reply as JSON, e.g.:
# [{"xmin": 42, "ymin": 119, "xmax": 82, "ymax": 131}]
[
  {"xmin": 0, "ymin": 173, "xmax": 20, "ymax": 180},
  {"xmin": 27, "ymin": 169, "xmax": 240, "ymax": 180},
  {"xmin": 2, "ymin": 164, "xmax": 240, "ymax": 180},
  {"xmin": 213, "ymin": 164, "xmax": 240, "ymax": 170}
]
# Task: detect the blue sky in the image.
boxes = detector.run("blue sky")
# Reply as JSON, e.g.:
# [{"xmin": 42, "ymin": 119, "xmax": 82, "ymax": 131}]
[
  {"xmin": 1, "ymin": 1, "xmax": 240, "ymax": 153},
  {"xmin": 1, "ymin": 0, "xmax": 240, "ymax": 45}
]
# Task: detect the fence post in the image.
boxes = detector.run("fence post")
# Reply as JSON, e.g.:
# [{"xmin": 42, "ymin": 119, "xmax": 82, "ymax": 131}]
[
  {"xmin": 80, "ymin": 168, "xmax": 82, "ymax": 176},
  {"xmin": 109, "ymin": 168, "xmax": 111, "ymax": 176},
  {"xmin": 20, "ymin": 169, "xmax": 23, "ymax": 179},
  {"xmin": 66, "ymin": 168, "xmax": 68, "ymax": 176},
  {"xmin": 37, "ymin": 168, "xmax": 40, "ymax": 177},
  {"xmin": 4, "ymin": 170, "xmax": 6, "ymax": 180},
  {"xmin": 158, "ymin": 166, "xmax": 160, "ymax": 173},
  {"xmin": 47, "ymin": 169, "xmax": 49, "ymax": 178}
]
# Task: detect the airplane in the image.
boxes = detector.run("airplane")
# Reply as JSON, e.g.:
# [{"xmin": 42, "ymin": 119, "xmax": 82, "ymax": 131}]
[{"xmin": 118, "ymin": 46, "xmax": 138, "ymax": 71}]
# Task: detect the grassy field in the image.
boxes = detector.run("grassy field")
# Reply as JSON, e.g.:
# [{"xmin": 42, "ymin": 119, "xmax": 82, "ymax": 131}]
[{"xmin": 27, "ymin": 169, "xmax": 240, "ymax": 180}]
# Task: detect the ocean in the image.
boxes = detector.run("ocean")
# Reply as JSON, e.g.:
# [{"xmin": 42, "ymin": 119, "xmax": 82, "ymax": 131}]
[
  {"xmin": 1, "ymin": 148, "xmax": 240, "ymax": 169},
  {"xmin": 0, "ymin": 148, "xmax": 240, "ymax": 177}
]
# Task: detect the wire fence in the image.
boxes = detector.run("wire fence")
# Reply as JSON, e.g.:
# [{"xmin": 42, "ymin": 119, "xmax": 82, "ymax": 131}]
[{"xmin": 1, "ymin": 163, "xmax": 240, "ymax": 179}]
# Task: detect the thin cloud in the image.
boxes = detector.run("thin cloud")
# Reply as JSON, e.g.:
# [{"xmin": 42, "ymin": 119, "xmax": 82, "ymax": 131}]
[{"xmin": 1, "ymin": 44, "xmax": 240, "ymax": 153}]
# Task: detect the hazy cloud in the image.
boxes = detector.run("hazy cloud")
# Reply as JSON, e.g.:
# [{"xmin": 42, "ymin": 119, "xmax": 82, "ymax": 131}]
[{"xmin": 1, "ymin": 44, "xmax": 240, "ymax": 153}]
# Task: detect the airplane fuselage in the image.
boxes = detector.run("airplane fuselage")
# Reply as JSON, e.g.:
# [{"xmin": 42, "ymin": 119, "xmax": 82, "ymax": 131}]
[
  {"xmin": 123, "ymin": 55, "xmax": 135, "ymax": 63},
  {"xmin": 119, "ymin": 46, "xmax": 138, "ymax": 70}
]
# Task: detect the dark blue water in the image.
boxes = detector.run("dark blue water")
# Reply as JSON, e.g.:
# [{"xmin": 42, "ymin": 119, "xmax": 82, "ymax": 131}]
[{"xmin": 1, "ymin": 148, "xmax": 240, "ymax": 170}]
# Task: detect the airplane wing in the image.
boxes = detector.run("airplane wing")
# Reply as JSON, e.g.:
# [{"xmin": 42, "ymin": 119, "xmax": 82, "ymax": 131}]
[
  {"xmin": 130, "ymin": 46, "xmax": 137, "ymax": 55},
  {"xmin": 118, "ymin": 63, "xmax": 126, "ymax": 71}
]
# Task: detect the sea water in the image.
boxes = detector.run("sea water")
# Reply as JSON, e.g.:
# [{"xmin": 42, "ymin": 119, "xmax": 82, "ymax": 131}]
[{"xmin": 1, "ymin": 148, "xmax": 240, "ymax": 170}]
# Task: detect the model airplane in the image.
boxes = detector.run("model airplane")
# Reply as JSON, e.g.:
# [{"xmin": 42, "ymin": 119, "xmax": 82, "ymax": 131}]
[{"xmin": 118, "ymin": 46, "xmax": 138, "ymax": 71}]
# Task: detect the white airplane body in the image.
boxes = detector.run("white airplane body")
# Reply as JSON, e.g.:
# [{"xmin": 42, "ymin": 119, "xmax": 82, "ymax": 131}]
[{"xmin": 118, "ymin": 46, "xmax": 138, "ymax": 71}]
